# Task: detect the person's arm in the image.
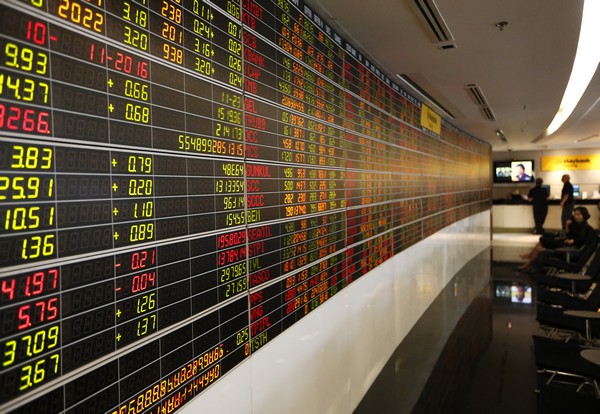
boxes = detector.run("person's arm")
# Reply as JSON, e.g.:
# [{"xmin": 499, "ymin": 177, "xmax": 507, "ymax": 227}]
[
  {"xmin": 565, "ymin": 223, "xmax": 590, "ymax": 247},
  {"xmin": 560, "ymin": 193, "xmax": 568, "ymax": 207}
]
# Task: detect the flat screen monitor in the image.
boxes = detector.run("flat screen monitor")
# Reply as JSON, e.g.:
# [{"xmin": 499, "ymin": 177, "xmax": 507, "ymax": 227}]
[
  {"xmin": 494, "ymin": 282, "xmax": 532, "ymax": 304},
  {"xmin": 493, "ymin": 160, "xmax": 534, "ymax": 183},
  {"xmin": 573, "ymin": 184, "xmax": 580, "ymax": 198}
]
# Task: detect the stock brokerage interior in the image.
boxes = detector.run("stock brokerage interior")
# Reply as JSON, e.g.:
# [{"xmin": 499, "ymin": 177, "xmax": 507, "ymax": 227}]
[{"xmin": 0, "ymin": 0, "xmax": 491, "ymax": 413}]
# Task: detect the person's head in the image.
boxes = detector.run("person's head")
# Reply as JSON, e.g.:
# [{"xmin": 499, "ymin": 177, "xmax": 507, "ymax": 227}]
[
  {"xmin": 562, "ymin": 174, "xmax": 570, "ymax": 183},
  {"xmin": 535, "ymin": 177, "xmax": 543, "ymax": 187},
  {"xmin": 573, "ymin": 206, "xmax": 590, "ymax": 222},
  {"xmin": 516, "ymin": 164, "xmax": 525, "ymax": 176}
]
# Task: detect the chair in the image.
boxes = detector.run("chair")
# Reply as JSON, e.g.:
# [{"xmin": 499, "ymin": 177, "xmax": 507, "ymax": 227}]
[
  {"xmin": 536, "ymin": 229, "xmax": 599, "ymax": 274},
  {"xmin": 533, "ymin": 335, "xmax": 600, "ymax": 413},
  {"xmin": 536, "ymin": 302, "xmax": 600, "ymax": 343},
  {"xmin": 534, "ymin": 244, "xmax": 600, "ymax": 293},
  {"xmin": 537, "ymin": 276, "xmax": 600, "ymax": 311}
]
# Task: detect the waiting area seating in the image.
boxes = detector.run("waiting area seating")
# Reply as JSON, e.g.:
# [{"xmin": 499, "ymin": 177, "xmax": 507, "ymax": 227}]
[{"xmin": 529, "ymin": 234, "xmax": 600, "ymax": 412}]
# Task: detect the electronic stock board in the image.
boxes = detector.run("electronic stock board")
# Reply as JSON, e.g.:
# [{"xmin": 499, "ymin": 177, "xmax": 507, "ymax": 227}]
[{"xmin": 0, "ymin": 0, "xmax": 491, "ymax": 412}]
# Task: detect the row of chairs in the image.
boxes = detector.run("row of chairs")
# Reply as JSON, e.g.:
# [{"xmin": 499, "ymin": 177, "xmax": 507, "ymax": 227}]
[{"xmin": 529, "ymin": 232, "xmax": 600, "ymax": 412}]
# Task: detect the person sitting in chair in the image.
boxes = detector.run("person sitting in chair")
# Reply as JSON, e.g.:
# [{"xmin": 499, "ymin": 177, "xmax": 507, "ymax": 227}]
[{"xmin": 518, "ymin": 206, "xmax": 593, "ymax": 271}]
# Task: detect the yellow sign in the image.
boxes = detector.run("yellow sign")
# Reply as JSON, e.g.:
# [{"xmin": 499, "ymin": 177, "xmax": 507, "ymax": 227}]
[
  {"xmin": 420, "ymin": 104, "xmax": 441, "ymax": 135},
  {"xmin": 541, "ymin": 154, "xmax": 600, "ymax": 171}
]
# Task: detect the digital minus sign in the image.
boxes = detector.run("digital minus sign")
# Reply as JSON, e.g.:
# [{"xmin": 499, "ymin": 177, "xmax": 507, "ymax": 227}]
[
  {"xmin": 115, "ymin": 263, "xmax": 121, "ymax": 268},
  {"xmin": 115, "ymin": 287, "xmax": 122, "ymax": 291},
  {"xmin": 50, "ymin": 35, "xmax": 58, "ymax": 42}
]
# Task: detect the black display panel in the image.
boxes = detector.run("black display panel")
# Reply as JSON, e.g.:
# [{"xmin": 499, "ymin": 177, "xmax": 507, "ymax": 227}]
[{"xmin": 0, "ymin": 0, "xmax": 491, "ymax": 412}]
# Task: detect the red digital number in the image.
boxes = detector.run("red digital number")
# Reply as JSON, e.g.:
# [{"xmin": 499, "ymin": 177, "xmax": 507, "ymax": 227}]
[
  {"xmin": 17, "ymin": 297, "xmax": 59, "ymax": 330},
  {"xmin": 131, "ymin": 249, "xmax": 155, "ymax": 270},
  {"xmin": 0, "ymin": 104, "xmax": 50, "ymax": 134},
  {"xmin": 2, "ymin": 278, "xmax": 16, "ymax": 300}
]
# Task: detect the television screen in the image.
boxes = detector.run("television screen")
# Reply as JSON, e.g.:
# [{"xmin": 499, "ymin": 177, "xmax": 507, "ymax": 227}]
[
  {"xmin": 510, "ymin": 161, "xmax": 534, "ymax": 182},
  {"xmin": 510, "ymin": 285, "xmax": 532, "ymax": 304},
  {"xmin": 494, "ymin": 282, "xmax": 532, "ymax": 304},
  {"xmin": 493, "ymin": 161, "xmax": 512, "ymax": 183},
  {"xmin": 573, "ymin": 184, "xmax": 580, "ymax": 198},
  {"xmin": 493, "ymin": 160, "xmax": 535, "ymax": 183}
]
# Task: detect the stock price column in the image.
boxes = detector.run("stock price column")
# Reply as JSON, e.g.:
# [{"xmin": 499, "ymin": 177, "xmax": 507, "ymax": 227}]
[{"xmin": 0, "ymin": 139, "xmax": 60, "ymax": 406}]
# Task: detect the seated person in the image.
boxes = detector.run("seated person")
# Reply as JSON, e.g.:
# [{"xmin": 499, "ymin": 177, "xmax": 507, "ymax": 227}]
[{"xmin": 518, "ymin": 206, "xmax": 592, "ymax": 271}]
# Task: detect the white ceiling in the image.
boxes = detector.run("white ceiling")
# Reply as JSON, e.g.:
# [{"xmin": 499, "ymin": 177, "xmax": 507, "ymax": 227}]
[{"xmin": 305, "ymin": 0, "xmax": 600, "ymax": 152}]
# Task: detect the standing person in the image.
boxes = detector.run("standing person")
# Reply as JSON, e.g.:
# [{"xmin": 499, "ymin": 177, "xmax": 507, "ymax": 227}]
[
  {"xmin": 528, "ymin": 178, "xmax": 549, "ymax": 234},
  {"xmin": 560, "ymin": 174, "xmax": 574, "ymax": 232}
]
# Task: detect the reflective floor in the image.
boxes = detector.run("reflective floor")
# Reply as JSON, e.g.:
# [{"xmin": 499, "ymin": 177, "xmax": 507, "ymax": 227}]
[
  {"xmin": 457, "ymin": 233, "xmax": 600, "ymax": 414},
  {"xmin": 355, "ymin": 233, "xmax": 546, "ymax": 413},
  {"xmin": 455, "ymin": 261, "xmax": 541, "ymax": 413},
  {"xmin": 455, "ymin": 233, "xmax": 542, "ymax": 413}
]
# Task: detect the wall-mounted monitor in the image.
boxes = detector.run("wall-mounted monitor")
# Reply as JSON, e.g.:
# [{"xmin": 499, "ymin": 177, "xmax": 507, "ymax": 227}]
[
  {"xmin": 573, "ymin": 184, "xmax": 580, "ymax": 198},
  {"xmin": 493, "ymin": 160, "xmax": 535, "ymax": 183}
]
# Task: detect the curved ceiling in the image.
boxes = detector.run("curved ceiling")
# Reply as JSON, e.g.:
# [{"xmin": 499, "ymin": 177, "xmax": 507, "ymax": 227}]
[{"xmin": 306, "ymin": 0, "xmax": 597, "ymax": 152}]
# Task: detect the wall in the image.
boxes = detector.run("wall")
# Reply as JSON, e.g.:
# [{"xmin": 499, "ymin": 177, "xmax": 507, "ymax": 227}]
[
  {"xmin": 182, "ymin": 211, "xmax": 491, "ymax": 414},
  {"xmin": 0, "ymin": 0, "xmax": 493, "ymax": 412}
]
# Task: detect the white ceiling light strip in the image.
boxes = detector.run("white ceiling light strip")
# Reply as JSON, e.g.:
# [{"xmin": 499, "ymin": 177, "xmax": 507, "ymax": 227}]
[{"xmin": 544, "ymin": 0, "xmax": 600, "ymax": 137}]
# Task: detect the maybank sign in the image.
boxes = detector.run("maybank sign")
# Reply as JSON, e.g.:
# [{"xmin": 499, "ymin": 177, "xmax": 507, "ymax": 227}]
[
  {"xmin": 541, "ymin": 154, "xmax": 600, "ymax": 171},
  {"xmin": 420, "ymin": 104, "xmax": 441, "ymax": 135}
]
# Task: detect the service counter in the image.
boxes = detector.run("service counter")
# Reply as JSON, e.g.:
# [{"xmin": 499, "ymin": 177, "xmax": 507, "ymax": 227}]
[{"xmin": 492, "ymin": 199, "xmax": 600, "ymax": 231}]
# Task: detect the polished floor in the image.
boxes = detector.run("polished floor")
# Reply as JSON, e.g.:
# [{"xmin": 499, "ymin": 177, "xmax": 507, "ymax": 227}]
[
  {"xmin": 354, "ymin": 232, "xmax": 596, "ymax": 413},
  {"xmin": 457, "ymin": 233, "xmax": 600, "ymax": 414},
  {"xmin": 455, "ymin": 260, "xmax": 541, "ymax": 413}
]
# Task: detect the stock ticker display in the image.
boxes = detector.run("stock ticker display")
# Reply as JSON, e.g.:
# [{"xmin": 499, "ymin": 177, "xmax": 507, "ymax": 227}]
[{"xmin": 0, "ymin": 0, "xmax": 491, "ymax": 412}]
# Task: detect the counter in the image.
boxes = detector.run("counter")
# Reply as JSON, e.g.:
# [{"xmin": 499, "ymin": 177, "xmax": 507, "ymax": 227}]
[{"xmin": 492, "ymin": 199, "xmax": 600, "ymax": 231}]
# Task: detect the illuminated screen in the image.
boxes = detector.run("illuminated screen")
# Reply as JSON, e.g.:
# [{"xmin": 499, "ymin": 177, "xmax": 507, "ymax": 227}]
[
  {"xmin": 510, "ymin": 285, "xmax": 532, "ymax": 304},
  {"xmin": 0, "ymin": 0, "xmax": 491, "ymax": 412},
  {"xmin": 510, "ymin": 161, "xmax": 534, "ymax": 182},
  {"xmin": 495, "ymin": 283, "xmax": 532, "ymax": 304}
]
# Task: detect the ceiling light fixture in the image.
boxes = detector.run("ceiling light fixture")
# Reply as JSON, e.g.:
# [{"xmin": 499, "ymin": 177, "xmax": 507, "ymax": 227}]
[
  {"xmin": 495, "ymin": 129, "xmax": 507, "ymax": 142},
  {"xmin": 544, "ymin": 0, "xmax": 600, "ymax": 137},
  {"xmin": 574, "ymin": 134, "xmax": 599, "ymax": 143},
  {"xmin": 495, "ymin": 21, "xmax": 508, "ymax": 31}
]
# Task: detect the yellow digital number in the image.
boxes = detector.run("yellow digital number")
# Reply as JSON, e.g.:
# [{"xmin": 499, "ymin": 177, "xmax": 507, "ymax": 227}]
[
  {"xmin": 128, "ymin": 178, "xmax": 153, "ymax": 196},
  {"xmin": 3, "ymin": 206, "xmax": 53, "ymax": 231},
  {"xmin": 124, "ymin": 80, "xmax": 149, "ymax": 101},
  {"xmin": 11, "ymin": 146, "xmax": 52, "ymax": 169},
  {"xmin": 3, "ymin": 340, "xmax": 16, "ymax": 367},
  {"xmin": 4, "ymin": 43, "xmax": 48, "ymax": 75},
  {"xmin": 123, "ymin": 25, "xmax": 148, "ymax": 51},
  {"xmin": 130, "ymin": 222, "xmax": 154, "ymax": 242},
  {"xmin": 21, "ymin": 234, "xmax": 55, "ymax": 260},
  {"xmin": 136, "ymin": 292, "xmax": 156, "ymax": 314},
  {"xmin": 194, "ymin": 57, "xmax": 212, "ymax": 76},
  {"xmin": 0, "ymin": 176, "xmax": 51, "ymax": 200},
  {"xmin": 125, "ymin": 103, "xmax": 150, "ymax": 123},
  {"xmin": 127, "ymin": 155, "xmax": 152, "ymax": 173},
  {"xmin": 133, "ymin": 201, "xmax": 153, "ymax": 218}
]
